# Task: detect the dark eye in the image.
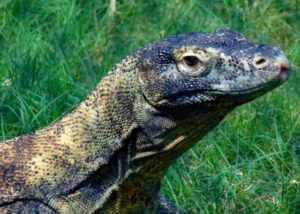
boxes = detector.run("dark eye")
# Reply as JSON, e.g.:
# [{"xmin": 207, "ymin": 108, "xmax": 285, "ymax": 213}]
[{"xmin": 183, "ymin": 56, "xmax": 201, "ymax": 68}]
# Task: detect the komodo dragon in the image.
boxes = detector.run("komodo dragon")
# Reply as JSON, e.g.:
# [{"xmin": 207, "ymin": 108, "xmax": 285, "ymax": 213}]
[{"xmin": 0, "ymin": 28, "xmax": 290, "ymax": 213}]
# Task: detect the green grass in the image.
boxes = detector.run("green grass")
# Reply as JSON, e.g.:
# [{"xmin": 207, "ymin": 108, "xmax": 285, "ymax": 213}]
[{"xmin": 0, "ymin": 0, "xmax": 299, "ymax": 213}]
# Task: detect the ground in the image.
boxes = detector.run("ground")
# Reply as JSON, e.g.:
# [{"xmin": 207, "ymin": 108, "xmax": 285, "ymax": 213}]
[{"xmin": 0, "ymin": 1, "xmax": 299, "ymax": 213}]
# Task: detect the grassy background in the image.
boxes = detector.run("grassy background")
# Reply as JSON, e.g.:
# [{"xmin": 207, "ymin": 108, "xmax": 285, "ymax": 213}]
[{"xmin": 0, "ymin": 0, "xmax": 299, "ymax": 213}]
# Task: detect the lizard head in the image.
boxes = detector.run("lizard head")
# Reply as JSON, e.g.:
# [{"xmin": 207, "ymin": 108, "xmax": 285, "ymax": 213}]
[
  {"xmin": 132, "ymin": 28, "xmax": 291, "ymax": 164},
  {"xmin": 137, "ymin": 28, "xmax": 290, "ymax": 108}
]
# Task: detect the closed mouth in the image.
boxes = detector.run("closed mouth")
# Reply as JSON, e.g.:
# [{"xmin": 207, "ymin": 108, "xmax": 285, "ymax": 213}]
[
  {"xmin": 211, "ymin": 75, "xmax": 285, "ymax": 96},
  {"xmin": 157, "ymin": 72, "xmax": 288, "ymax": 106}
]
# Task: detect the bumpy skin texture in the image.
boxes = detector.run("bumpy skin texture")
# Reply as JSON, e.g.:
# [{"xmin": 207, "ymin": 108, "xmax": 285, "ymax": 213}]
[{"xmin": 0, "ymin": 28, "xmax": 290, "ymax": 213}]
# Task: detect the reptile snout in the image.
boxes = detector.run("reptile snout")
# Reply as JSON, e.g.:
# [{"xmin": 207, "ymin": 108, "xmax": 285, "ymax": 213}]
[{"xmin": 250, "ymin": 45, "xmax": 291, "ymax": 81}]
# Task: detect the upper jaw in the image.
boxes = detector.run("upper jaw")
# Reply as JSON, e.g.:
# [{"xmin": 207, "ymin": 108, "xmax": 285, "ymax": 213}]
[{"xmin": 208, "ymin": 57, "xmax": 291, "ymax": 100}]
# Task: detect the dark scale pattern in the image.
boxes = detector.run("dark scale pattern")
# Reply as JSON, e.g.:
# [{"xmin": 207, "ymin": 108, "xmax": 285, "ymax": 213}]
[{"xmin": 0, "ymin": 28, "xmax": 290, "ymax": 213}]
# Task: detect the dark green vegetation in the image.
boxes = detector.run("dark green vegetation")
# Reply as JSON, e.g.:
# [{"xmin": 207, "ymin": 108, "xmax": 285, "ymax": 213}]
[{"xmin": 0, "ymin": 0, "xmax": 299, "ymax": 213}]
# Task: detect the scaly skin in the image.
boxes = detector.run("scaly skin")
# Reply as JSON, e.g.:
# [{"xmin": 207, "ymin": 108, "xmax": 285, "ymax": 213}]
[{"xmin": 0, "ymin": 28, "xmax": 290, "ymax": 213}]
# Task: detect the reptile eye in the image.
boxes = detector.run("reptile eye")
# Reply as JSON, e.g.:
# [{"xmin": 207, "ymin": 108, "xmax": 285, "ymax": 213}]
[
  {"xmin": 175, "ymin": 49, "xmax": 210, "ymax": 76},
  {"xmin": 183, "ymin": 56, "xmax": 201, "ymax": 68}
]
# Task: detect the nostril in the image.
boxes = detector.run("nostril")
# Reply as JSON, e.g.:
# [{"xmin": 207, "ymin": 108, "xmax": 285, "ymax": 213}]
[
  {"xmin": 255, "ymin": 58, "xmax": 267, "ymax": 65},
  {"xmin": 253, "ymin": 56, "xmax": 269, "ymax": 68},
  {"xmin": 256, "ymin": 58, "xmax": 267, "ymax": 65}
]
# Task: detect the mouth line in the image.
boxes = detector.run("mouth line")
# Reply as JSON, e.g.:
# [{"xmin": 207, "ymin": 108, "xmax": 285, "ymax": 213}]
[
  {"xmin": 157, "ymin": 74, "xmax": 286, "ymax": 105},
  {"xmin": 210, "ymin": 76, "xmax": 283, "ymax": 96}
]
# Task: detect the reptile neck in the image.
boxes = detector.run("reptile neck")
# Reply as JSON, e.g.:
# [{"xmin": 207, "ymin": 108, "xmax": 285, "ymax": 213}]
[
  {"xmin": 0, "ymin": 55, "xmax": 140, "ymax": 205},
  {"xmin": 37, "ymin": 55, "xmax": 139, "ymax": 168}
]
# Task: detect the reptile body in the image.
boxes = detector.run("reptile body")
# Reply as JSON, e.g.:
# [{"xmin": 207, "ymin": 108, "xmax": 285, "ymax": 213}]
[{"xmin": 0, "ymin": 28, "xmax": 290, "ymax": 213}]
